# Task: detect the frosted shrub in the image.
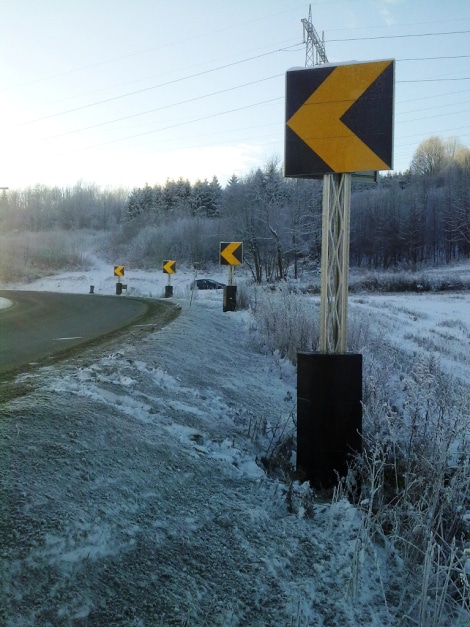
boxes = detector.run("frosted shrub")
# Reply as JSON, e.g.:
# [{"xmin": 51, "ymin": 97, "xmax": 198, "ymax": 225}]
[
  {"xmin": 0, "ymin": 230, "xmax": 94, "ymax": 281},
  {"xmin": 126, "ymin": 226, "xmax": 168, "ymax": 268},
  {"xmin": 349, "ymin": 268, "xmax": 470, "ymax": 293},
  {"xmin": 241, "ymin": 278, "xmax": 470, "ymax": 621},
  {"xmin": 249, "ymin": 287, "xmax": 319, "ymax": 364},
  {"xmin": 358, "ymin": 346, "xmax": 470, "ymax": 624},
  {"xmin": 248, "ymin": 287, "xmax": 469, "ymax": 623},
  {"xmin": 233, "ymin": 281, "xmax": 251, "ymax": 311}
]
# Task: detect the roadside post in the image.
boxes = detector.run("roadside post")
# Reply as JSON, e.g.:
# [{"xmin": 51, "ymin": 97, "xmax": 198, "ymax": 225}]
[
  {"xmin": 114, "ymin": 265, "xmax": 125, "ymax": 295},
  {"xmin": 220, "ymin": 242, "xmax": 243, "ymax": 312},
  {"xmin": 285, "ymin": 59, "xmax": 395, "ymax": 487},
  {"xmin": 163, "ymin": 260, "xmax": 176, "ymax": 297}
]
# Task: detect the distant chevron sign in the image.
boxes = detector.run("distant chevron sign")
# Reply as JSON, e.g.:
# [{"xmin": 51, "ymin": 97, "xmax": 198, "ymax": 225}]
[
  {"xmin": 285, "ymin": 59, "xmax": 394, "ymax": 177},
  {"xmin": 220, "ymin": 242, "xmax": 243, "ymax": 265},
  {"xmin": 114, "ymin": 265, "xmax": 125, "ymax": 277},
  {"xmin": 163, "ymin": 260, "xmax": 176, "ymax": 274}
]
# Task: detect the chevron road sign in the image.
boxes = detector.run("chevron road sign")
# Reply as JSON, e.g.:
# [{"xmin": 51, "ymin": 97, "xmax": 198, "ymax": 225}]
[
  {"xmin": 163, "ymin": 260, "xmax": 176, "ymax": 274},
  {"xmin": 220, "ymin": 242, "xmax": 243, "ymax": 266},
  {"xmin": 285, "ymin": 59, "xmax": 394, "ymax": 178},
  {"xmin": 114, "ymin": 265, "xmax": 125, "ymax": 277}
]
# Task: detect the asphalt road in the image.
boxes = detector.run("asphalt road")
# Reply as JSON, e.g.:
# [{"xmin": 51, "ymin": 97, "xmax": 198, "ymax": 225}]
[{"xmin": 0, "ymin": 291, "xmax": 151, "ymax": 375}]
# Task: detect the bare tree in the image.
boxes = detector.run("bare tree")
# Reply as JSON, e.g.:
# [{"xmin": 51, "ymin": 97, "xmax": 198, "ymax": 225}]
[{"xmin": 410, "ymin": 136, "xmax": 448, "ymax": 176}]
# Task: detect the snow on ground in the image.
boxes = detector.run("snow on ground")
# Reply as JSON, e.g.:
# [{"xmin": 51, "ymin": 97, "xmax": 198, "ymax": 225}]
[
  {"xmin": 1, "ymin": 262, "xmax": 469, "ymax": 625},
  {"xmin": 5, "ymin": 260, "xmax": 229, "ymax": 301},
  {"xmin": 350, "ymin": 291, "xmax": 470, "ymax": 383},
  {"xmin": 0, "ymin": 298, "xmax": 12, "ymax": 310}
]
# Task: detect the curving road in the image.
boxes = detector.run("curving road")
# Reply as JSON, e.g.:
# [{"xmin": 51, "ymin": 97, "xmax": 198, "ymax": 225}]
[{"xmin": 0, "ymin": 291, "xmax": 152, "ymax": 375}]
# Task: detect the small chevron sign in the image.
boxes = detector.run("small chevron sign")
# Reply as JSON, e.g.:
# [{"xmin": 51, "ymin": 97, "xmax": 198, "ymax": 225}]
[
  {"xmin": 220, "ymin": 242, "xmax": 243, "ymax": 266},
  {"xmin": 114, "ymin": 265, "xmax": 125, "ymax": 277},
  {"xmin": 163, "ymin": 260, "xmax": 176, "ymax": 274}
]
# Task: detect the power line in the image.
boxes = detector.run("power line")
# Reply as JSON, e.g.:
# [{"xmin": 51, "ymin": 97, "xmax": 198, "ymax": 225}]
[
  {"xmin": 25, "ymin": 38, "xmax": 302, "ymax": 109},
  {"xmin": 398, "ymin": 55, "xmax": 470, "ymax": 61},
  {"xmin": 3, "ymin": 5, "xmax": 306, "ymax": 90},
  {"xmin": 45, "ymin": 74, "xmax": 284, "ymax": 140},
  {"xmin": 12, "ymin": 32, "xmax": 470, "ymax": 131},
  {"xmin": 16, "ymin": 34, "xmax": 470, "ymax": 129},
  {"xmin": 47, "ymin": 75, "xmax": 469, "ymax": 155},
  {"xmin": 398, "ymin": 78, "xmax": 470, "ymax": 82},
  {"xmin": 399, "ymin": 125, "xmax": 470, "ymax": 137},
  {"xmin": 29, "ymin": 57, "xmax": 470, "ymax": 137},
  {"xmin": 53, "ymin": 97, "xmax": 283, "ymax": 155},
  {"xmin": 7, "ymin": 19, "xmax": 470, "ymax": 174},
  {"xmin": 398, "ymin": 98, "xmax": 470, "ymax": 116},
  {"xmin": 18, "ymin": 45, "xmax": 299, "ymax": 127},
  {"xmin": 327, "ymin": 29, "xmax": 470, "ymax": 42},
  {"xmin": 400, "ymin": 108, "xmax": 470, "ymax": 124},
  {"xmin": 400, "ymin": 88, "xmax": 470, "ymax": 104}
]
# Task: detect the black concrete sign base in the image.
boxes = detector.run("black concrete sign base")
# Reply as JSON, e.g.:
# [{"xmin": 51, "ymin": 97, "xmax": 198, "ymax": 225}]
[
  {"xmin": 297, "ymin": 352, "xmax": 362, "ymax": 488},
  {"xmin": 223, "ymin": 285, "xmax": 237, "ymax": 312}
]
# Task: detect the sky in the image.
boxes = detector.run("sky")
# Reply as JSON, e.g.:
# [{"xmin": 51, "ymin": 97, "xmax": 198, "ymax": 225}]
[{"xmin": 1, "ymin": 0, "xmax": 469, "ymax": 191}]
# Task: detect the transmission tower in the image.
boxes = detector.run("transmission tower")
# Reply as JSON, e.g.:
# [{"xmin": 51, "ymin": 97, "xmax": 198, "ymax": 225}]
[{"xmin": 301, "ymin": 4, "xmax": 328, "ymax": 68}]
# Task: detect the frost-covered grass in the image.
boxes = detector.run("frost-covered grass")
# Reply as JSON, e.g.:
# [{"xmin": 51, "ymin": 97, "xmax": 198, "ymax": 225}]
[
  {"xmin": 1, "ymin": 260, "xmax": 469, "ymax": 625},
  {"xmin": 244, "ymin": 284, "xmax": 378, "ymax": 363},
  {"xmin": 0, "ymin": 230, "xmax": 100, "ymax": 282},
  {"xmin": 246, "ymin": 285, "xmax": 320, "ymax": 364},
  {"xmin": 245, "ymin": 284, "xmax": 470, "ymax": 625},
  {"xmin": 280, "ymin": 262, "xmax": 470, "ymax": 296},
  {"xmin": 358, "ymin": 350, "xmax": 470, "ymax": 625}
]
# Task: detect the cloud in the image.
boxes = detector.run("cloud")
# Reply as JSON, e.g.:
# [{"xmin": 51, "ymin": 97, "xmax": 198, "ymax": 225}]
[{"xmin": 376, "ymin": 0, "xmax": 402, "ymax": 26}]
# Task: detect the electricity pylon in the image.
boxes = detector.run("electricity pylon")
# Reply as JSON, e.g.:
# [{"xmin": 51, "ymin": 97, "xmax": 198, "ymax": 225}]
[{"xmin": 301, "ymin": 4, "xmax": 328, "ymax": 68}]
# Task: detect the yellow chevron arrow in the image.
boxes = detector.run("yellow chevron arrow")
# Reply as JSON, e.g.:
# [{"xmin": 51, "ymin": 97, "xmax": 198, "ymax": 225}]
[
  {"xmin": 114, "ymin": 265, "xmax": 125, "ymax": 277},
  {"xmin": 287, "ymin": 60, "xmax": 392, "ymax": 173},
  {"xmin": 220, "ymin": 242, "xmax": 242, "ymax": 265},
  {"xmin": 163, "ymin": 260, "xmax": 176, "ymax": 274}
]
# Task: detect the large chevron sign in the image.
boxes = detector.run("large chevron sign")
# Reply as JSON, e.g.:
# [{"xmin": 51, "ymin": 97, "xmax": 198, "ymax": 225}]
[{"xmin": 285, "ymin": 59, "xmax": 394, "ymax": 177}]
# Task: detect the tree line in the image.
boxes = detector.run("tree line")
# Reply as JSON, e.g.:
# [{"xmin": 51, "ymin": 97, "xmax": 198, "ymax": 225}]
[{"xmin": 1, "ymin": 136, "xmax": 469, "ymax": 281}]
